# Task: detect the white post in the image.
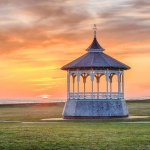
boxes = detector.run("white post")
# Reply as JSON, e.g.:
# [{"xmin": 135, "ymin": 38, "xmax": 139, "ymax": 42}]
[
  {"xmin": 110, "ymin": 83, "xmax": 112, "ymax": 97},
  {"xmin": 67, "ymin": 70, "xmax": 70, "ymax": 99},
  {"xmin": 72, "ymin": 74, "xmax": 76, "ymax": 99},
  {"xmin": 84, "ymin": 80, "xmax": 85, "ymax": 98},
  {"xmin": 73, "ymin": 79, "xmax": 74, "ymax": 93},
  {"xmin": 118, "ymin": 72, "xmax": 121, "ymax": 99},
  {"xmin": 106, "ymin": 70, "xmax": 109, "ymax": 99},
  {"xmin": 122, "ymin": 71, "xmax": 124, "ymax": 98},
  {"xmin": 97, "ymin": 82, "xmax": 99, "ymax": 98},
  {"xmin": 91, "ymin": 81, "xmax": 93, "ymax": 99},
  {"xmin": 110, "ymin": 76, "xmax": 112, "ymax": 99},
  {"xmin": 106, "ymin": 80, "xmax": 109, "ymax": 98},
  {"xmin": 77, "ymin": 81, "xmax": 79, "ymax": 99},
  {"xmin": 77, "ymin": 73, "xmax": 80, "ymax": 99},
  {"xmin": 91, "ymin": 74, "xmax": 94, "ymax": 99}
]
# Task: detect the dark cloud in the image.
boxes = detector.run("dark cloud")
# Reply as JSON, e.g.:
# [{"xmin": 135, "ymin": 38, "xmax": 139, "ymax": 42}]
[
  {"xmin": 0, "ymin": 0, "xmax": 149, "ymax": 57},
  {"xmin": 0, "ymin": 0, "xmax": 91, "ymax": 54},
  {"xmin": 130, "ymin": 0, "xmax": 150, "ymax": 8},
  {"xmin": 96, "ymin": 0, "xmax": 150, "ymax": 51},
  {"xmin": 0, "ymin": 0, "xmax": 66, "ymax": 7},
  {"xmin": 98, "ymin": 0, "xmax": 150, "ymax": 18}
]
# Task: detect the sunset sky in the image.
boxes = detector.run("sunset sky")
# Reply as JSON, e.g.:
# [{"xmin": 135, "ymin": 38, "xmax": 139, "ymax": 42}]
[{"xmin": 0, "ymin": 0, "xmax": 150, "ymax": 100}]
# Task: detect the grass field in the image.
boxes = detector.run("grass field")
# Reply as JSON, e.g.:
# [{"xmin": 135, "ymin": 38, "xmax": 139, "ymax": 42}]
[
  {"xmin": 0, "ymin": 103, "xmax": 64, "ymax": 121},
  {"xmin": 0, "ymin": 101, "xmax": 150, "ymax": 150}
]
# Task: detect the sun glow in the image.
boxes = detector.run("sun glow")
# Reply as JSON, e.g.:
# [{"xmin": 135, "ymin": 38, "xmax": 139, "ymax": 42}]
[
  {"xmin": 39, "ymin": 95, "xmax": 50, "ymax": 99},
  {"xmin": 43, "ymin": 96, "xmax": 48, "ymax": 99}
]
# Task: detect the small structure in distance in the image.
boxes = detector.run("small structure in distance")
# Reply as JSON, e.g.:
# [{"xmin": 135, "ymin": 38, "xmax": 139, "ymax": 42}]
[{"xmin": 61, "ymin": 25, "xmax": 130, "ymax": 119}]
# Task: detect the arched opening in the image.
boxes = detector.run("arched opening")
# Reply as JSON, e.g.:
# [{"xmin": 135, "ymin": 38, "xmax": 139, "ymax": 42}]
[
  {"xmin": 120, "ymin": 73, "xmax": 124, "ymax": 98},
  {"xmin": 70, "ymin": 73, "xmax": 76, "ymax": 93},
  {"xmin": 69, "ymin": 74, "xmax": 72, "ymax": 92},
  {"xmin": 85, "ymin": 76, "xmax": 91, "ymax": 92},
  {"xmin": 108, "ymin": 72, "xmax": 124, "ymax": 99},
  {"xmin": 80, "ymin": 72, "xmax": 89, "ymax": 99},
  {"xmin": 69, "ymin": 73, "xmax": 77, "ymax": 99},
  {"xmin": 93, "ymin": 75, "xmax": 97, "ymax": 93},
  {"xmin": 110, "ymin": 73, "xmax": 118, "ymax": 93},
  {"xmin": 99, "ymin": 74, "xmax": 106, "ymax": 92},
  {"xmin": 109, "ymin": 73, "xmax": 118, "ymax": 99},
  {"xmin": 93, "ymin": 73, "xmax": 105, "ymax": 99}
]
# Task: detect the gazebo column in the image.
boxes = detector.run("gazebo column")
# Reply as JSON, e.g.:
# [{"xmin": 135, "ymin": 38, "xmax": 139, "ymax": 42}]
[
  {"xmin": 67, "ymin": 71, "xmax": 70, "ymax": 99},
  {"xmin": 97, "ymin": 81, "xmax": 99, "ymax": 95},
  {"xmin": 122, "ymin": 72, "xmax": 124, "ymax": 98},
  {"xmin": 83, "ymin": 79, "xmax": 86, "ymax": 98},
  {"xmin": 106, "ymin": 80, "xmax": 109, "ymax": 98},
  {"xmin": 97, "ymin": 79, "xmax": 100, "ymax": 98},
  {"xmin": 109, "ymin": 74, "xmax": 114, "ymax": 99},
  {"xmin": 91, "ymin": 80, "xmax": 94, "ymax": 99},
  {"xmin": 109, "ymin": 76, "xmax": 112, "ymax": 99},
  {"xmin": 118, "ymin": 73, "xmax": 121, "ymax": 99},
  {"xmin": 77, "ymin": 73, "xmax": 80, "ymax": 99},
  {"xmin": 106, "ymin": 71, "xmax": 109, "ymax": 99},
  {"xmin": 91, "ymin": 74, "xmax": 94, "ymax": 99},
  {"xmin": 72, "ymin": 74, "xmax": 76, "ymax": 98}
]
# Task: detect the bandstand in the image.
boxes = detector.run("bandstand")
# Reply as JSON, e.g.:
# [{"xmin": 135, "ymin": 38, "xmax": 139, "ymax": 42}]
[{"xmin": 61, "ymin": 25, "xmax": 130, "ymax": 119}]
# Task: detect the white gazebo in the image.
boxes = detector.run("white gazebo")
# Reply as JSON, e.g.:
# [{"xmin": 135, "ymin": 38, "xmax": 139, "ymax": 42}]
[{"xmin": 61, "ymin": 25, "xmax": 130, "ymax": 119}]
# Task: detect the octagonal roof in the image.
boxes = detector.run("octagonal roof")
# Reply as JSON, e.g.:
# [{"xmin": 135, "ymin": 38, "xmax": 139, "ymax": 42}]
[
  {"xmin": 61, "ymin": 29, "xmax": 130, "ymax": 70},
  {"xmin": 61, "ymin": 52, "xmax": 130, "ymax": 70}
]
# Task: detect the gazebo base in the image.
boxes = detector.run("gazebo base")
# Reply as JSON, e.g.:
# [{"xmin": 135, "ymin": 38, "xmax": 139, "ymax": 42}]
[{"xmin": 62, "ymin": 99, "xmax": 129, "ymax": 119}]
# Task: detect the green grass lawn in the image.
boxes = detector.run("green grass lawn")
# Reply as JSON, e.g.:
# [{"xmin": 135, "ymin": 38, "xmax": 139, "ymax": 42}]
[
  {"xmin": 0, "ymin": 101, "xmax": 150, "ymax": 150},
  {"xmin": 0, "ymin": 102, "xmax": 64, "ymax": 121},
  {"xmin": 127, "ymin": 100, "xmax": 150, "ymax": 116}
]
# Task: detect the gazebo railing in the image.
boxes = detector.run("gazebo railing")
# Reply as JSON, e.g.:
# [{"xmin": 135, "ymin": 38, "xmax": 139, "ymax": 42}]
[{"xmin": 69, "ymin": 92, "xmax": 124, "ymax": 99}]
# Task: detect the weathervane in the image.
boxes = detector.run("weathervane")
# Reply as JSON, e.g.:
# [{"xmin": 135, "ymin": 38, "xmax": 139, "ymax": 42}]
[{"xmin": 93, "ymin": 24, "xmax": 97, "ymax": 37}]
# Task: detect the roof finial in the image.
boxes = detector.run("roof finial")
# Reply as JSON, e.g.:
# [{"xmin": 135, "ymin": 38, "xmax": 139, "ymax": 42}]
[{"xmin": 93, "ymin": 24, "xmax": 97, "ymax": 38}]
